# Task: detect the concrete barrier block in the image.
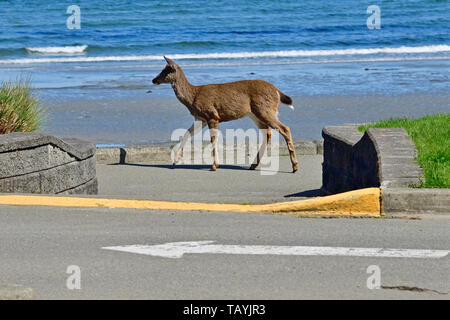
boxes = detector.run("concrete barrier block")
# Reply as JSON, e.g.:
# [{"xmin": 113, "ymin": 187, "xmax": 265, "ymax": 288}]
[
  {"xmin": 0, "ymin": 144, "xmax": 76, "ymax": 178},
  {"xmin": 61, "ymin": 177, "xmax": 98, "ymax": 195},
  {"xmin": 321, "ymin": 125, "xmax": 423, "ymax": 194},
  {"xmin": 0, "ymin": 133, "xmax": 97, "ymax": 194}
]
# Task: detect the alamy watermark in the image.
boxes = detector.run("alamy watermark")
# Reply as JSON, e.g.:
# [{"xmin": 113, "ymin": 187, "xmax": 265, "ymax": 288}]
[
  {"xmin": 366, "ymin": 5, "xmax": 381, "ymax": 29},
  {"xmin": 366, "ymin": 265, "xmax": 381, "ymax": 289},
  {"xmin": 66, "ymin": 265, "xmax": 81, "ymax": 290},
  {"xmin": 67, "ymin": 5, "xmax": 81, "ymax": 29}
]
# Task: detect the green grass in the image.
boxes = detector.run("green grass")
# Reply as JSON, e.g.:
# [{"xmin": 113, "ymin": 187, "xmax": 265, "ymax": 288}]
[
  {"xmin": 358, "ymin": 114, "xmax": 450, "ymax": 188},
  {"xmin": 0, "ymin": 79, "xmax": 45, "ymax": 134}
]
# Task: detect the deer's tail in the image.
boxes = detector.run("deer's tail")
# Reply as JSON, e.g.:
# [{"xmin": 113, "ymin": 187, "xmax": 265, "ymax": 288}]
[{"xmin": 278, "ymin": 90, "xmax": 294, "ymax": 110}]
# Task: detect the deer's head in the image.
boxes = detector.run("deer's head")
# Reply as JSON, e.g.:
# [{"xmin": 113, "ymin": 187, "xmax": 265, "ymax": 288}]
[{"xmin": 152, "ymin": 56, "xmax": 179, "ymax": 85}]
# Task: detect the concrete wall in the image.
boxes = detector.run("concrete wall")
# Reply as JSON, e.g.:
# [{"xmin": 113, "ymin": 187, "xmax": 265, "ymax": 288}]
[
  {"xmin": 382, "ymin": 188, "xmax": 450, "ymax": 214},
  {"xmin": 96, "ymin": 140, "xmax": 324, "ymax": 164},
  {"xmin": 0, "ymin": 132, "xmax": 97, "ymax": 194},
  {"xmin": 321, "ymin": 125, "xmax": 423, "ymax": 194}
]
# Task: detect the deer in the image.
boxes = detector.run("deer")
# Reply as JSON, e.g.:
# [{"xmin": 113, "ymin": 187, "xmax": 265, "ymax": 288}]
[{"xmin": 152, "ymin": 56, "xmax": 298, "ymax": 173}]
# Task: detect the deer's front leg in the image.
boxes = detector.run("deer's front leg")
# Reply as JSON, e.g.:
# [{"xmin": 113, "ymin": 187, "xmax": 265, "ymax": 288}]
[
  {"xmin": 173, "ymin": 119, "xmax": 205, "ymax": 165},
  {"xmin": 208, "ymin": 120, "xmax": 220, "ymax": 171}
]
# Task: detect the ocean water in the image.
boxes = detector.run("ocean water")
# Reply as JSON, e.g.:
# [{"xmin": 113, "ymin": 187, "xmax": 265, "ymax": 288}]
[
  {"xmin": 1, "ymin": 0, "xmax": 449, "ymax": 58},
  {"xmin": 0, "ymin": 0, "xmax": 449, "ymax": 144}
]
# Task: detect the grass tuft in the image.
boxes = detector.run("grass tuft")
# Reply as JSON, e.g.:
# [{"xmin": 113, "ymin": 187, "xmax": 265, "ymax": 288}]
[
  {"xmin": 359, "ymin": 114, "xmax": 450, "ymax": 188},
  {"xmin": 0, "ymin": 78, "xmax": 45, "ymax": 134}
]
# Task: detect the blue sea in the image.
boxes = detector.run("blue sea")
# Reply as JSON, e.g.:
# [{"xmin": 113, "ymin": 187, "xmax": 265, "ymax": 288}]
[{"xmin": 0, "ymin": 0, "xmax": 449, "ymax": 144}]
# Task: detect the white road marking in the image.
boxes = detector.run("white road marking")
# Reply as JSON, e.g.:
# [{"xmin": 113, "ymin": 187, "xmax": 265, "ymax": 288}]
[{"xmin": 102, "ymin": 241, "xmax": 449, "ymax": 259}]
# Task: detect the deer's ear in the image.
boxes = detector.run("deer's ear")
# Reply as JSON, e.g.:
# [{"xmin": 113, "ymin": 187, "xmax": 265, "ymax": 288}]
[{"xmin": 164, "ymin": 56, "xmax": 177, "ymax": 67}]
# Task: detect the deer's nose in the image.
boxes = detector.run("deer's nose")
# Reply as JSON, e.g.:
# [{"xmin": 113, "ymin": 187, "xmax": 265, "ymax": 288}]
[{"xmin": 152, "ymin": 78, "xmax": 157, "ymax": 84}]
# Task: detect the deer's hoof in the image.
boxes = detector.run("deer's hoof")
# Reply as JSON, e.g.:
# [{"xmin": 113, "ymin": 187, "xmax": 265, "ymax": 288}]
[
  {"xmin": 249, "ymin": 164, "xmax": 257, "ymax": 170},
  {"xmin": 292, "ymin": 164, "xmax": 299, "ymax": 173}
]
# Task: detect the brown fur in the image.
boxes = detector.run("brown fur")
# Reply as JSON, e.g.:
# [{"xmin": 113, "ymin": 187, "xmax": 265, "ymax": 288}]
[{"xmin": 152, "ymin": 56, "xmax": 298, "ymax": 172}]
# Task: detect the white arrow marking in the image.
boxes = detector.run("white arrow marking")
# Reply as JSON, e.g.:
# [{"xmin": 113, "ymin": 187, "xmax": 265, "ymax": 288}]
[{"xmin": 102, "ymin": 241, "xmax": 449, "ymax": 259}]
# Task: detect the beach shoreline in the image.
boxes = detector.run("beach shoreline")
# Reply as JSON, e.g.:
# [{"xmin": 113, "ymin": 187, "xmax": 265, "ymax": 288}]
[{"xmin": 39, "ymin": 90, "xmax": 450, "ymax": 146}]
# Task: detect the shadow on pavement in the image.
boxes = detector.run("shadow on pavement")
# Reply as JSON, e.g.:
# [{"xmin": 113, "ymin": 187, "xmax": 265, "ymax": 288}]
[
  {"xmin": 284, "ymin": 189, "xmax": 324, "ymax": 198},
  {"xmin": 109, "ymin": 162, "xmax": 249, "ymax": 171},
  {"xmin": 109, "ymin": 162, "xmax": 294, "ymax": 173}
]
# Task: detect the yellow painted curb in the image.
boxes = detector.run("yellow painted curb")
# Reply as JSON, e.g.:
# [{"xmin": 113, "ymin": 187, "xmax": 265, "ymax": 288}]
[{"xmin": 0, "ymin": 188, "xmax": 381, "ymax": 216}]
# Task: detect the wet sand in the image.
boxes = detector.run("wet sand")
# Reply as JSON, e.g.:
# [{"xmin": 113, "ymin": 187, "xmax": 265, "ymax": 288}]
[{"xmin": 41, "ymin": 90, "xmax": 450, "ymax": 146}]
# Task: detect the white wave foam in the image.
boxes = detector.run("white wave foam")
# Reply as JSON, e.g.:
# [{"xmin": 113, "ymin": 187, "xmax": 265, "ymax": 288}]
[
  {"xmin": 25, "ymin": 45, "xmax": 88, "ymax": 54},
  {"xmin": 2, "ymin": 45, "xmax": 449, "ymax": 65},
  {"xmin": 166, "ymin": 45, "xmax": 450, "ymax": 59}
]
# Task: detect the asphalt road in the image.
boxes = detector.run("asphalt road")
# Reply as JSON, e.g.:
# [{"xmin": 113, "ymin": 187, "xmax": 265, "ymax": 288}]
[
  {"xmin": 0, "ymin": 205, "xmax": 448, "ymax": 300},
  {"xmin": 1, "ymin": 155, "xmax": 448, "ymax": 300}
]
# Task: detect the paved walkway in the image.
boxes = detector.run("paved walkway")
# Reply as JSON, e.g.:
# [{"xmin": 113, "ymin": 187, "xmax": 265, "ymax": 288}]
[{"xmin": 96, "ymin": 155, "xmax": 323, "ymax": 204}]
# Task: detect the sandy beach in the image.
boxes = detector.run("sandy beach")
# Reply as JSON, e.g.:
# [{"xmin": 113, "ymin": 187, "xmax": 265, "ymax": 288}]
[{"xmin": 41, "ymin": 90, "xmax": 450, "ymax": 146}]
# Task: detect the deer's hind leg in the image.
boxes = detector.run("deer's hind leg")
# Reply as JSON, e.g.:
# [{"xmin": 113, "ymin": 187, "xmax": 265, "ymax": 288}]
[
  {"xmin": 252, "ymin": 105, "xmax": 298, "ymax": 173},
  {"xmin": 249, "ymin": 116, "xmax": 272, "ymax": 170}
]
